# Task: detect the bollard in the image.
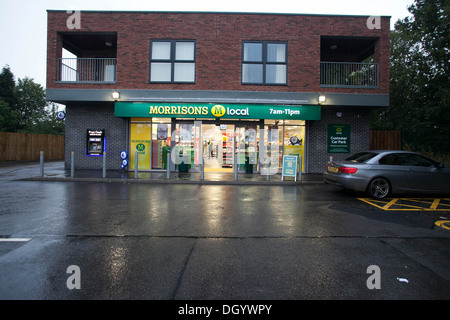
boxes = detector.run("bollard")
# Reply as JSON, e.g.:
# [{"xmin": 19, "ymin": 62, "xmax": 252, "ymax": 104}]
[
  {"xmin": 71, "ymin": 152, "xmax": 75, "ymax": 178},
  {"xmin": 135, "ymin": 151, "xmax": 138, "ymax": 179},
  {"xmin": 103, "ymin": 152, "xmax": 107, "ymax": 178},
  {"xmin": 40, "ymin": 151, "xmax": 44, "ymax": 177},
  {"xmin": 166, "ymin": 152, "xmax": 171, "ymax": 179},
  {"xmin": 298, "ymin": 156, "xmax": 302, "ymax": 181},
  {"xmin": 234, "ymin": 154, "xmax": 238, "ymax": 181},
  {"xmin": 201, "ymin": 155, "xmax": 204, "ymax": 181}
]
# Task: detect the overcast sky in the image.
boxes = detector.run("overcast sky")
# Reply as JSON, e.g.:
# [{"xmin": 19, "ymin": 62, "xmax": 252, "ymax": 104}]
[{"xmin": 0, "ymin": 0, "xmax": 414, "ymax": 87}]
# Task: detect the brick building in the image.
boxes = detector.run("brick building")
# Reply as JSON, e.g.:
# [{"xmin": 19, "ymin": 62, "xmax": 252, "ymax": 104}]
[{"xmin": 46, "ymin": 10, "xmax": 390, "ymax": 175}]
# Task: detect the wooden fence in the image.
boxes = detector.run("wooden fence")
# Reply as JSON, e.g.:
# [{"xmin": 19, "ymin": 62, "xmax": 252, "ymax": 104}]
[
  {"xmin": 0, "ymin": 132, "xmax": 64, "ymax": 161},
  {"xmin": 370, "ymin": 130, "xmax": 401, "ymax": 150}
]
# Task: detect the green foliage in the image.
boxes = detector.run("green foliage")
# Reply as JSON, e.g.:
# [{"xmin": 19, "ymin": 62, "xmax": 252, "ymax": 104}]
[
  {"xmin": 0, "ymin": 65, "xmax": 64, "ymax": 135},
  {"xmin": 371, "ymin": 0, "xmax": 450, "ymax": 155}
]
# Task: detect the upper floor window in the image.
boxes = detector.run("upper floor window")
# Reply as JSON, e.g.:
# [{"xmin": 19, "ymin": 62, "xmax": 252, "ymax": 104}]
[
  {"xmin": 242, "ymin": 41, "xmax": 287, "ymax": 85},
  {"xmin": 150, "ymin": 40, "xmax": 196, "ymax": 83}
]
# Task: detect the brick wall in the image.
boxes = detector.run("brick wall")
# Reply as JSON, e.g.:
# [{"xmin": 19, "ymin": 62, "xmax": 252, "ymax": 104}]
[
  {"xmin": 49, "ymin": 11, "xmax": 386, "ymax": 173},
  {"xmin": 64, "ymin": 103, "xmax": 128, "ymax": 170},
  {"xmin": 307, "ymin": 108, "xmax": 371, "ymax": 173},
  {"xmin": 47, "ymin": 11, "xmax": 390, "ymax": 95}
]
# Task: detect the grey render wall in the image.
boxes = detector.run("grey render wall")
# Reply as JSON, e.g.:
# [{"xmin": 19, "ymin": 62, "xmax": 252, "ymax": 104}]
[
  {"xmin": 307, "ymin": 107, "xmax": 371, "ymax": 173},
  {"xmin": 65, "ymin": 103, "xmax": 128, "ymax": 170}
]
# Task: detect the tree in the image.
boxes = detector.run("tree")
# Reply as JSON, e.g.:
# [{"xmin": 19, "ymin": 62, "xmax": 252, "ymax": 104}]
[
  {"xmin": 0, "ymin": 66, "xmax": 20, "ymax": 131},
  {"xmin": 27, "ymin": 103, "xmax": 65, "ymax": 135},
  {"xmin": 372, "ymin": 0, "xmax": 450, "ymax": 153},
  {"xmin": 0, "ymin": 97, "xmax": 18, "ymax": 132},
  {"xmin": 0, "ymin": 65, "xmax": 64, "ymax": 135},
  {"xmin": 14, "ymin": 77, "xmax": 47, "ymax": 132},
  {"xmin": 0, "ymin": 65, "xmax": 16, "ymax": 108}
]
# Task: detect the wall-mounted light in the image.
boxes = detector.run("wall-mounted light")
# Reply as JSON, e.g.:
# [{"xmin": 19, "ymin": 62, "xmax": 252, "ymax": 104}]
[
  {"xmin": 318, "ymin": 95, "xmax": 326, "ymax": 104},
  {"xmin": 112, "ymin": 91, "xmax": 120, "ymax": 101},
  {"xmin": 336, "ymin": 112, "xmax": 343, "ymax": 118}
]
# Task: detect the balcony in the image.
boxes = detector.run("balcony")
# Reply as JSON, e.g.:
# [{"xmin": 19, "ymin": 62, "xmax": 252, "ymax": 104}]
[
  {"xmin": 57, "ymin": 58, "xmax": 117, "ymax": 83},
  {"xmin": 56, "ymin": 32, "xmax": 117, "ymax": 84},
  {"xmin": 320, "ymin": 36, "xmax": 379, "ymax": 88},
  {"xmin": 320, "ymin": 61, "xmax": 379, "ymax": 88}
]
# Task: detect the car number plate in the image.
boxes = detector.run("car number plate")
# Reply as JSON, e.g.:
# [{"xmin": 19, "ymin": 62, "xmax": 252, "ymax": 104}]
[{"xmin": 329, "ymin": 167, "xmax": 339, "ymax": 173}]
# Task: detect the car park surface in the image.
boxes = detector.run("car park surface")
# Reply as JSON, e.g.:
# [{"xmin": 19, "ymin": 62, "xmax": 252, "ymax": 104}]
[{"xmin": 0, "ymin": 162, "xmax": 449, "ymax": 301}]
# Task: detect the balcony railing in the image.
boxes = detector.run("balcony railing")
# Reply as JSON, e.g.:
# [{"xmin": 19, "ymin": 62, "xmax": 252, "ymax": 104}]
[
  {"xmin": 57, "ymin": 58, "xmax": 117, "ymax": 83},
  {"xmin": 320, "ymin": 62, "xmax": 379, "ymax": 88}
]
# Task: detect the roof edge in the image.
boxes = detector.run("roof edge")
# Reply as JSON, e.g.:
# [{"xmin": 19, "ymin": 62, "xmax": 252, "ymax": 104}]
[{"xmin": 46, "ymin": 9, "xmax": 391, "ymax": 19}]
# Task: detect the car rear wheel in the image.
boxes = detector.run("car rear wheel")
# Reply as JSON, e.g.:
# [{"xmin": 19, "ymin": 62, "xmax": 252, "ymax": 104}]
[{"xmin": 367, "ymin": 177, "xmax": 390, "ymax": 199}]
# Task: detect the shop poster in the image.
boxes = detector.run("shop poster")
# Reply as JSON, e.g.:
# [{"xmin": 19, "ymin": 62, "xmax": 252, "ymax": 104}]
[{"xmin": 130, "ymin": 123, "xmax": 151, "ymax": 170}]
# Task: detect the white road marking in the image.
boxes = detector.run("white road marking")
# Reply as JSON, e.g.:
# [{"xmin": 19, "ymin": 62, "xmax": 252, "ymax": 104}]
[{"xmin": 0, "ymin": 238, "xmax": 31, "ymax": 242}]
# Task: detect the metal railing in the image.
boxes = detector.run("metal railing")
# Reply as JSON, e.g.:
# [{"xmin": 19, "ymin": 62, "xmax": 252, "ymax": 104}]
[
  {"xmin": 320, "ymin": 62, "xmax": 379, "ymax": 88},
  {"xmin": 57, "ymin": 58, "xmax": 117, "ymax": 83}
]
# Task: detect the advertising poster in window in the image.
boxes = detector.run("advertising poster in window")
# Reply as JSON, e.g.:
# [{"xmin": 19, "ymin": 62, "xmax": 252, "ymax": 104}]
[
  {"xmin": 130, "ymin": 123, "xmax": 151, "ymax": 170},
  {"xmin": 328, "ymin": 124, "xmax": 350, "ymax": 153}
]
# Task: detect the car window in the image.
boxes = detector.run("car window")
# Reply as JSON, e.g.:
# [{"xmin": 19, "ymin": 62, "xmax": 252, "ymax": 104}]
[
  {"xmin": 379, "ymin": 154, "xmax": 400, "ymax": 165},
  {"xmin": 345, "ymin": 152, "xmax": 378, "ymax": 163},
  {"xmin": 397, "ymin": 153, "xmax": 437, "ymax": 167}
]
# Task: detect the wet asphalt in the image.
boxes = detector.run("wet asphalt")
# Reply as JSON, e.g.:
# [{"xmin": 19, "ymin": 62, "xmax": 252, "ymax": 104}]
[{"xmin": 0, "ymin": 162, "xmax": 449, "ymax": 301}]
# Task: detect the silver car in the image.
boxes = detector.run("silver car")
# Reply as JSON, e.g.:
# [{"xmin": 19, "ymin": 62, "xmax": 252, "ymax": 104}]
[{"xmin": 323, "ymin": 150, "xmax": 450, "ymax": 199}]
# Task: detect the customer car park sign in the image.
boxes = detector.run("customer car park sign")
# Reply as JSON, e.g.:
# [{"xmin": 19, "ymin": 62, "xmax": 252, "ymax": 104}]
[{"xmin": 328, "ymin": 124, "xmax": 350, "ymax": 153}]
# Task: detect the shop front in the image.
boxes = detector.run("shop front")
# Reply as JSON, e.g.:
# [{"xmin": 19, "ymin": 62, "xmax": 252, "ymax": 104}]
[{"xmin": 115, "ymin": 102, "xmax": 321, "ymax": 175}]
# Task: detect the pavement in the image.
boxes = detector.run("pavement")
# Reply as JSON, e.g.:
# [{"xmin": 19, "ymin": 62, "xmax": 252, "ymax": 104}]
[{"xmin": 2, "ymin": 160, "xmax": 324, "ymax": 185}]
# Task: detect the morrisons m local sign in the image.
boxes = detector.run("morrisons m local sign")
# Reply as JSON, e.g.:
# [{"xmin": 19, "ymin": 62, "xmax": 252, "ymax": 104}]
[{"xmin": 115, "ymin": 102, "xmax": 321, "ymax": 120}]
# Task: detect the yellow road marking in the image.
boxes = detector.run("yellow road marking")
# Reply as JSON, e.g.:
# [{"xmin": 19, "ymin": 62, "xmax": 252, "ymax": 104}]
[
  {"xmin": 435, "ymin": 220, "xmax": 450, "ymax": 230},
  {"xmin": 358, "ymin": 198, "xmax": 450, "ymax": 211},
  {"xmin": 383, "ymin": 198, "xmax": 398, "ymax": 210},
  {"xmin": 430, "ymin": 199, "xmax": 440, "ymax": 210}
]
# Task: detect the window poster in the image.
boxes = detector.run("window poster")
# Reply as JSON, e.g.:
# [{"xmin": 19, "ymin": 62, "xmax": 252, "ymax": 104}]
[{"xmin": 130, "ymin": 123, "xmax": 151, "ymax": 170}]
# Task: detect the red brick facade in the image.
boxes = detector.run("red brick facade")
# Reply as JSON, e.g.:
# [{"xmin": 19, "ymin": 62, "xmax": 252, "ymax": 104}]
[{"xmin": 47, "ymin": 11, "xmax": 390, "ymax": 95}]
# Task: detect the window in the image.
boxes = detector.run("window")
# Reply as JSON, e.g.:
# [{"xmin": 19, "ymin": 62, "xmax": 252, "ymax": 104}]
[
  {"xmin": 242, "ymin": 41, "xmax": 287, "ymax": 85},
  {"xmin": 378, "ymin": 154, "xmax": 400, "ymax": 165},
  {"xmin": 150, "ymin": 40, "xmax": 196, "ymax": 83},
  {"xmin": 396, "ymin": 153, "xmax": 438, "ymax": 167},
  {"xmin": 346, "ymin": 152, "xmax": 378, "ymax": 163},
  {"xmin": 379, "ymin": 153, "xmax": 438, "ymax": 167}
]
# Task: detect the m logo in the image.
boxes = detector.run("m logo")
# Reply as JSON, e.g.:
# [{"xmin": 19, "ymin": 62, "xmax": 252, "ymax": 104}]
[
  {"xmin": 211, "ymin": 105, "xmax": 226, "ymax": 118},
  {"xmin": 136, "ymin": 143, "xmax": 146, "ymax": 152}
]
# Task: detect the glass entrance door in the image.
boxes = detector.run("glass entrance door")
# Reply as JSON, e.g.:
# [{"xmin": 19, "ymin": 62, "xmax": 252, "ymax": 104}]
[
  {"xmin": 201, "ymin": 123, "xmax": 259, "ymax": 173},
  {"xmin": 235, "ymin": 124, "xmax": 258, "ymax": 173},
  {"xmin": 202, "ymin": 123, "xmax": 234, "ymax": 172}
]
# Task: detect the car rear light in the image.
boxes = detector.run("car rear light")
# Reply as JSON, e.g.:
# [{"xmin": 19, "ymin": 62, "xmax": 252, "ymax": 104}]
[{"xmin": 339, "ymin": 166, "xmax": 358, "ymax": 174}]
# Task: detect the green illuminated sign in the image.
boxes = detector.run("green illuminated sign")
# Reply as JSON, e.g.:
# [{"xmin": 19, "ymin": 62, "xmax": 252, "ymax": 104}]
[
  {"xmin": 114, "ymin": 102, "xmax": 321, "ymax": 120},
  {"xmin": 328, "ymin": 124, "xmax": 351, "ymax": 153}
]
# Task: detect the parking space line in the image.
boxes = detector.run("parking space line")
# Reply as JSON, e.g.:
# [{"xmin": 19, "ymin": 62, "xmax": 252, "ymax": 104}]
[
  {"xmin": 357, "ymin": 198, "xmax": 450, "ymax": 211},
  {"xmin": 429, "ymin": 199, "xmax": 439, "ymax": 210},
  {"xmin": 383, "ymin": 198, "xmax": 398, "ymax": 210},
  {"xmin": 435, "ymin": 220, "xmax": 450, "ymax": 230}
]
